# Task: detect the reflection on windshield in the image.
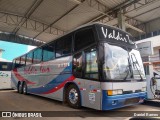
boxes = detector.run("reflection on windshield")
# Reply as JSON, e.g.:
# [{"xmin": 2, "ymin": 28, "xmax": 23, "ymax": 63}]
[
  {"xmin": 103, "ymin": 43, "xmax": 145, "ymax": 80},
  {"xmin": 129, "ymin": 49, "xmax": 145, "ymax": 79}
]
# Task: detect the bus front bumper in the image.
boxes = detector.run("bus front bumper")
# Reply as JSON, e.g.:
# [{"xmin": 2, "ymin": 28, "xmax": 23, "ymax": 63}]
[{"xmin": 102, "ymin": 91, "xmax": 147, "ymax": 110}]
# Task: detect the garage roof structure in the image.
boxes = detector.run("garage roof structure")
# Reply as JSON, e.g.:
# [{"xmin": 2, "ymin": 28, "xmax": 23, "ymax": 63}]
[{"xmin": 0, "ymin": 0, "xmax": 160, "ymax": 46}]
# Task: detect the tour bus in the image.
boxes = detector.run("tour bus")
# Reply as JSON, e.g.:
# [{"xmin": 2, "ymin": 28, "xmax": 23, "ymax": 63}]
[
  {"xmin": 11, "ymin": 23, "xmax": 146, "ymax": 110},
  {"xmin": 0, "ymin": 61, "xmax": 12, "ymax": 89}
]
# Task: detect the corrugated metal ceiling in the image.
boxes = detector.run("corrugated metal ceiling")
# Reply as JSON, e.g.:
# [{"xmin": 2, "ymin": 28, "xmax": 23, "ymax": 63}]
[{"xmin": 0, "ymin": 0, "xmax": 159, "ymax": 43}]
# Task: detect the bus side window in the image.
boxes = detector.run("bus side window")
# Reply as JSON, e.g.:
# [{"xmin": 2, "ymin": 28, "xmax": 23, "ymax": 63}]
[
  {"xmin": 15, "ymin": 58, "xmax": 21, "ymax": 68},
  {"xmin": 33, "ymin": 48, "xmax": 42, "ymax": 63},
  {"xmin": 56, "ymin": 35, "xmax": 72, "ymax": 58},
  {"xmin": 73, "ymin": 52, "xmax": 83, "ymax": 78},
  {"xmin": 12, "ymin": 60, "xmax": 15, "ymax": 69},
  {"xmin": 21, "ymin": 55, "xmax": 26, "ymax": 66},
  {"xmin": 0, "ymin": 63, "xmax": 8, "ymax": 71},
  {"xmin": 26, "ymin": 52, "xmax": 33, "ymax": 65},
  {"xmin": 85, "ymin": 49, "xmax": 98, "ymax": 80},
  {"xmin": 42, "ymin": 43, "xmax": 55, "ymax": 62}
]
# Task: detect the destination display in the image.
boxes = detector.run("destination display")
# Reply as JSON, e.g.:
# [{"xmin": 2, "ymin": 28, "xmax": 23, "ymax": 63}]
[{"xmin": 96, "ymin": 25, "xmax": 135, "ymax": 47}]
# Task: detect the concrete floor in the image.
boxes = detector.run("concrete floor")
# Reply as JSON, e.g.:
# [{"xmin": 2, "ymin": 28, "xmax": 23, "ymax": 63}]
[{"xmin": 0, "ymin": 90, "xmax": 159, "ymax": 120}]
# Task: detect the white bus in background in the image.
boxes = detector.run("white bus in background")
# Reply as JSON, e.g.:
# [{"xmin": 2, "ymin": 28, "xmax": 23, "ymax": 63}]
[
  {"xmin": 136, "ymin": 38, "xmax": 160, "ymax": 99},
  {"xmin": 0, "ymin": 59, "xmax": 12, "ymax": 89}
]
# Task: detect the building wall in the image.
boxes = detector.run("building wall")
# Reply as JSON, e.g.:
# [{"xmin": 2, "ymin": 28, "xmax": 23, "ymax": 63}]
[
  {"xmin": 136, "ymin": 35, "xmax": 160, "ymax": 49},
  {"xmin": 136, "ymin": 35, "xmax": 160, "ymax": 73},
  {"xmin": 128, "ymin": 17, "xmax": 160, "ymax": 37}
]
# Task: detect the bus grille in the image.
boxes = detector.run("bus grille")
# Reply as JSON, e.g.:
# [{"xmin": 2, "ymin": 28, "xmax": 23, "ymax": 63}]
[
  {"xmin": 124, "ymin": 98, "xmax": 139, "ymax": 105},
  {"xmin": 123, "ymin": 90, "xmax": 133, "ymax": 94},
  {"xmin": 123, "ymin": 90, "xmax": 142, "ymax": 94}
]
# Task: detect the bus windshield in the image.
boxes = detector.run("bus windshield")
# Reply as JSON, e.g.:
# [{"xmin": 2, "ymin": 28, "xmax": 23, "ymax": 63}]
[{"xmin": 103, "ymin": 43, "xmax": 145, "ymax": 81}]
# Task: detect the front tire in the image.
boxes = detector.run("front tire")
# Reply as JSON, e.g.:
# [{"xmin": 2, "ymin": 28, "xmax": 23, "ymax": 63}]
[{"xmin": 66, "ymin": 84, "xmax": 81, "ymax": 108}]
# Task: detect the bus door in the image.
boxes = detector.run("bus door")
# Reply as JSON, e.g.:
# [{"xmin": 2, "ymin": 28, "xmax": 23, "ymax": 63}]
[
  {"xmin": 73, "ymin": 48, "xmax": 101, "ymax": 110},
  {"xmin": 83, "ymin": 48, "xmax": 101, "ymax": 109}
]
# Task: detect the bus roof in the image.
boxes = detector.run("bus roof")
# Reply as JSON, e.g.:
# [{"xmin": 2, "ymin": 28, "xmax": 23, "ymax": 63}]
[{"xmin": 13, "ymin": 22, "xmax": 133, "ymax": 60}]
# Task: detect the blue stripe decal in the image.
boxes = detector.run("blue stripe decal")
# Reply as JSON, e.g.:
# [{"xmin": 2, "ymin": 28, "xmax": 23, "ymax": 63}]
[{"xmin": 28, "ymin": 65, "xmax": 72, "ymax": 94}]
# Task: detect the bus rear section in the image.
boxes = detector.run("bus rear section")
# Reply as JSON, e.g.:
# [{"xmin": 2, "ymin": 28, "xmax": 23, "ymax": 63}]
[{"xmin": 0, "ymin": 62, "xmax": 12, "ymax": 89}]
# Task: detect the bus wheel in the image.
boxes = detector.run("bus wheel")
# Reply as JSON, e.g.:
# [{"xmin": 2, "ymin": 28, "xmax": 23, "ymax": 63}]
[
  {"xmin": 22, "ymin": 82, "xmax": 28, "ymax": 95},
  {"xmin": 66, "ymin": 84, "xmax": 81, "ymax": 108},
  {"xmin": 18, "ymin": 82, "xmax": 23, "ymax": 94}
]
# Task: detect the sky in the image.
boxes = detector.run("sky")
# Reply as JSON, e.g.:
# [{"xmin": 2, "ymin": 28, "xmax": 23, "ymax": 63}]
[{"xmin": 0, "ymin": 41, "xmax": 36, "ymax": 61}]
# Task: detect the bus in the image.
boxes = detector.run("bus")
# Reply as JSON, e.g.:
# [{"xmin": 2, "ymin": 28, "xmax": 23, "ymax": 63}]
[
  {"xmin": 0, "ymin": 61, "xmax": 12, "ymax": 89},
  {"xmin": 11, "ymin": 23, "xmax": 147, "ymax": 110}
]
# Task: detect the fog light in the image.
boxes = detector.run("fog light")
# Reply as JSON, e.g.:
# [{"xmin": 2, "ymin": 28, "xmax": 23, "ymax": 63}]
[{"xmin": 112, "ymin": 100, "xmax": 118, "ymax": 105}]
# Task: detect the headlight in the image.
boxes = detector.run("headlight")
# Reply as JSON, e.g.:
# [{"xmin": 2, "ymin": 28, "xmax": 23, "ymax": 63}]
[
  {"xmin": 107, "ymin": 89, "xmax": 123, "ymax": 96},
  {"xmin": 142, "ymin": 87, "xmax": 146, "ymax": 92},
  {"xmin": 117, "ymin": 89, "xmax": 123, "ymax": 94}
]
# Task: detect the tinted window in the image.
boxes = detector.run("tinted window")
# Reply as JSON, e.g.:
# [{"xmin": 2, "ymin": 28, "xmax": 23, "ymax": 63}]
[
  {"xmin": 141, "ymin": 34, "xmax": 145, "ymax": 39},
  {"xmin": 144, "ymin": 65, "xmax": 149, "ymax": 75},
  {"xmin": 73, "ymin": 52, "xmax": 83, "ymax": 78},
  {"xmin": 153, "ymin": 31, "xmax": 158, "ymax": 36},
  {"xmin": 14, "ymin": 58, "xmax": 20, "ymax": 68},
  {"xmin": 33, "ymin": 48, "xmax": 42, "ymax": 63},
  {"xmin": 20, "ymin": 55, "xmax": 26, "ymax": 66},
  {"xmin": 85, "ymin": 48, "xmax": 98, "ymax": 79},
  {"xmin": 56, "ymin": 35, "xmax": 72, "ymax": 57},
  {"xmin": 43, "ymin": 43, "xmax": 55, "ymax": 62},
  {"xmin": 75, "ymin": 28, "xmax": 95, "ymax": 52},
  {"xmin": 16, "ymin": 58, "xmax": 20, "ymax": 64},
  {"xmin": 26, "ymin": 52, "xmax": 33, "ymax": 65},
  {"xmin": 12, "ymin": 60, "xmax": 15, "ymax": 69},
  {"xmin": 158, "ymin": 30, "xmax": 160, "ymax": 35},
  {"xmin": 0, "ymin": 62, "xmax": 12, "ymax": 71},
  {"xmin": 146, "ymin": 33, "xmax": 152, "ymax": 38}
]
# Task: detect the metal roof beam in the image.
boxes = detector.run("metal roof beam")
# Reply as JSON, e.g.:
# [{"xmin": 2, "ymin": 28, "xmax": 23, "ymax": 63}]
[
  {"xmin": 0, "ymin": 12, "xmax": 64, "ymax": 36},
  {"xmin": 84, "ymin": 0, "xmax": 143, "ymax": 28},
  {"xmin": 12, "ymin": 0, "xmax": 44, "ymax": 34},
  {"xmin": 86, "ymin": 0, "xmax": 113, "ymax": 19},
  {"xmin": 85, "ymin": 0, "xmax": 141, "ymax": 23},
  {"xmin": 125, "ymin": 23, "xmax": 145, "ymax": 33},
  {"xmin": 84, "ymin": 0, "xmax": 157, "ymax": 24},
  {"xmin": 33, "ymin": 0, "xmax": 85, "ymax": 39},
  {"xmin": 0, "ymin": 32, "xmax": 43, "ymax": 46},
  {"xmin": 85, "ymin": 0, "xmax": 157, "ymax": 33},
  {"xmin": 124, "ymin": 0, "xmax": 158, "ymax": 14}
]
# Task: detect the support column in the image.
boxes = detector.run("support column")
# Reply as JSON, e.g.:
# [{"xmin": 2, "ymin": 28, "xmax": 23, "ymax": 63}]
[{"xmin": 118, "ymin": 10, "xmax": 126, "ymax": 31}]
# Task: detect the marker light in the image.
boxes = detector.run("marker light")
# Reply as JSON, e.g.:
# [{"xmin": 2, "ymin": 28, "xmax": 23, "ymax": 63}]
[{"xmin": 107, "ymin": 89, "xmax": 123, "ymax": 96}]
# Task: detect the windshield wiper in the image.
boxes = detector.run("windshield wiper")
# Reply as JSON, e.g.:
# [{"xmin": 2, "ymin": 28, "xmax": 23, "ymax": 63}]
[
  {"xmin": 123, "ymin": 58, "xmax": 133, "ymax": 80},
  {"xmin": 130, "ymin": 53, "xmax": 143, "ymax": 81}
]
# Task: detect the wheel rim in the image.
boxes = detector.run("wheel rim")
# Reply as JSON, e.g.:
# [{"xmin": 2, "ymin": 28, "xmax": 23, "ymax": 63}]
[
  {"xmin": 19, "ymin": 84, "xmax": 21, "ymax": 92},
  {"xmin": 69, "ymin": 88, "xmax": 78, "ymax": 104},
  {"xmin": 23, "ymin": 85, "xmax": 26, "ymax": 93}
]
